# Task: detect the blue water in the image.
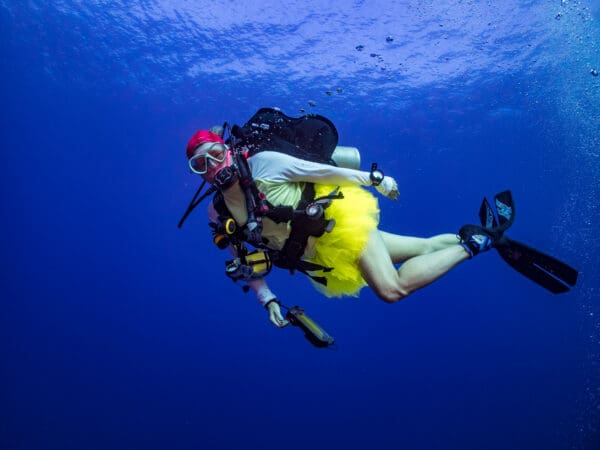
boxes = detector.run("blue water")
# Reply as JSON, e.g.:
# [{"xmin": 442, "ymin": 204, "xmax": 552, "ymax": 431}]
[{"xmin": 1, "ymin": 1, "xmax": 599, "ymax": 449}]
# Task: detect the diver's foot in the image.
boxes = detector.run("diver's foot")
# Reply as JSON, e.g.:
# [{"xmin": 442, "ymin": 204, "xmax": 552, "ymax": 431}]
[{"xmin": 458, "ymin": 224, "xmax": 499, "ymax": 258}]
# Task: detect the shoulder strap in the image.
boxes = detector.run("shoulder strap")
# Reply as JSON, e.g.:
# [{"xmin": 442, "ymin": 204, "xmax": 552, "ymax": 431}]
[{"xmin": 212, "ymin": 190, "xmax": 228, "ymax": 217}]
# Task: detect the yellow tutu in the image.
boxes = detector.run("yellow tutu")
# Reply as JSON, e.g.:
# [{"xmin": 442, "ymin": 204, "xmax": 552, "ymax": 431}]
[{"xmin": 306, "ymin": 184, "xmax": 380, "ymax": 297}]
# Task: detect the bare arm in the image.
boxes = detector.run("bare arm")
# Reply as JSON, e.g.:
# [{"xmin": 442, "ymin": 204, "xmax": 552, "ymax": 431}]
[{"xmin": 207, "ymin": 201, "xmax": 288, "ymax": 327}]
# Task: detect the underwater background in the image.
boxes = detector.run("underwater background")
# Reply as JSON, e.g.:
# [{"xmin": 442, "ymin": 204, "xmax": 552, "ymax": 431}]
[{"xmin": 1, "ymin": 1, "xmax": 599, "ymax": 449}]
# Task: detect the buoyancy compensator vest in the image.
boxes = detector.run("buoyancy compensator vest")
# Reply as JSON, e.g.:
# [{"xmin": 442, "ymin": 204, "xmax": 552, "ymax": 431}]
[
  {"xmin": 229, "ymin": 107, "xmax": 340, "ymax": 164},
  {"xmin": 179, "ymin": 107, "xmax": 361, "ymax": 285}
]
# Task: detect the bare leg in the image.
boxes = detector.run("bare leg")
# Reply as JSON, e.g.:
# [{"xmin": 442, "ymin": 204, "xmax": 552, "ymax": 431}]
[
  {"xmin": 380, "ymin": 230, "xmax": 461, "ymax": 263},
  {"xmin": 359, "ymin": 230, "xmax": 470, "ymax": 303}
]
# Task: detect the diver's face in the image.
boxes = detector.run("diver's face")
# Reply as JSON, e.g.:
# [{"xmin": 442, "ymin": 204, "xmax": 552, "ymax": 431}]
[{"xmin": 189, "ymin": 143, "xmax": 231, "ymax": 184}]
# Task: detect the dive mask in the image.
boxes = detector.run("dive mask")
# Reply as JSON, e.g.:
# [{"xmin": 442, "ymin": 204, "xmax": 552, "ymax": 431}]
[{"xmin": 189, "ymin": 143, "xmax": 229, "ymax": 175}]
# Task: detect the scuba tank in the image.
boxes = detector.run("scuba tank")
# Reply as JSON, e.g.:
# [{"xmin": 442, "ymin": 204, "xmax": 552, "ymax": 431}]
[{"xmin": 331, "ymin": 145, "xmax": 361, "ymax": 170}]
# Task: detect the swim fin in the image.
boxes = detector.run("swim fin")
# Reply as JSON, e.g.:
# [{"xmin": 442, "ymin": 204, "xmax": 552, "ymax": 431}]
[
  {"xmin": 478, "ymin": 190, "xmax": 514, "ymax": 232},
  {"xmin": 495, "ymin": 236, "xmax": 578, "ymax": 294},
  {"xmin": 476, "ymin": 190, "xmax": 578, "ymax": 294}
]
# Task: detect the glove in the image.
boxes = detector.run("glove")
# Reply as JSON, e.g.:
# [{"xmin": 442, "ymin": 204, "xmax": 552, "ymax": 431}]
[
  {"xmin": 265, "ymin": 299, "xmax": 289, "ymax": 328},
  {"xmin": 375, "ymin": 176, "xmax": 399, "ymax": 200}
]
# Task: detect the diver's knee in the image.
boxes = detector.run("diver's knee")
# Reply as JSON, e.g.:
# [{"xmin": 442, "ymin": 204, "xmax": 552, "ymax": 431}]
[{"xmin": 375, "ymin": 284, "xmax": 410, "ymax": 304}]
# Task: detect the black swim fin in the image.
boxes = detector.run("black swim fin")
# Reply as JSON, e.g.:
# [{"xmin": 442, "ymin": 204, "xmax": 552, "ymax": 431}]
[
  {"xmin": 477, "ymin": 190, "xmax": 578, "ymax": 294},
  {"xmin": 478, "ymin": 190, "xmax": 514, "ymax": 232},
  {"xmin": 495, "ymin": 236, "xmax": 578, "ymax": 294}
]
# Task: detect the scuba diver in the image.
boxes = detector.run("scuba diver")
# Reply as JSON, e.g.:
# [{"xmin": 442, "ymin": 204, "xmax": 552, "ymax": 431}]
[{"xmin": 179, "ymin": 108, "xmax": 577, "ymax": 345}]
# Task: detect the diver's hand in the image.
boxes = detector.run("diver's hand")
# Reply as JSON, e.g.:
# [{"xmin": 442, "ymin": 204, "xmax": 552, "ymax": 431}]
[
  {"xmin": 266, "ymin": 299, "xmax": 289, "ymax": 328},
  {"xmin": 376, "ymin": 176, "xmax": 399, "ymax": 200}
]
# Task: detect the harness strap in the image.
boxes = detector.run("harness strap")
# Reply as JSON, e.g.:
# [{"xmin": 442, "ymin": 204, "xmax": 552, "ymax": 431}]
[
  {"xmin": 270, "ymin": 184, "xmax": 343, "ymax": 284},
  {"xmin": 278, "ymin": 183, "xmax": 318, "ymax": 265},
  {"xmin": 213, "ymin": 183, "xmax": 343, "ymax": 285}
]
